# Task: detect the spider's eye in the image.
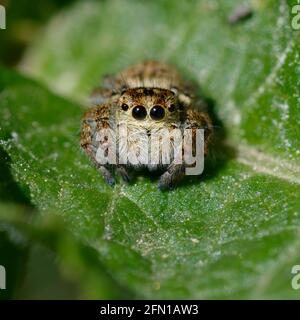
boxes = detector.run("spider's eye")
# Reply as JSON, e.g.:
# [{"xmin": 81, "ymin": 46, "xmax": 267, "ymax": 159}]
[
  {"xmin": 132, "ymin": 105, "xmax": 147, "ymax": 120},
  {"xmin": 121, "ymin": 103, "xmax": 129, "ymax": 111},
  {"xmin": 168, "ymin": 104, "xmax": 176, "ymax": 112},
  {"xmin": 150, "ymin": 105, "xmax": 165, "ymax": 121}
]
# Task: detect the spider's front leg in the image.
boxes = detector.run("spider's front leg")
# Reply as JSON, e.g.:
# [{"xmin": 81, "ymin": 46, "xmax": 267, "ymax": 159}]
[
  {"xmin": 158, "ymin": 163, "xmax": 185, "ymax": 190},
  {"xmin": 81, "ymin": 103, "xmax": 131, "ymax": 186},
  {"xmin": 158, "ymin": 109, "xmax": 213, "ymax": 190},
  {"xmin": 81, "ymin": 103, "xmax": 126, "ymax": 187}
]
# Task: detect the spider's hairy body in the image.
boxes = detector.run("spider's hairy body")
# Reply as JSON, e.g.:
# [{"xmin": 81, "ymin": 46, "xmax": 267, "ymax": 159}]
[{"xmin": 81, "ymin": 61, "xmax": 213, "ymax": 189}]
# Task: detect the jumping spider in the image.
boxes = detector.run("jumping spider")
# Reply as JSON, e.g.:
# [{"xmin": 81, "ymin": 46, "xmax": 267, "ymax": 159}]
[{"xmin": 81, "ymin": 61, "xmax": 213, "ymax": 190}]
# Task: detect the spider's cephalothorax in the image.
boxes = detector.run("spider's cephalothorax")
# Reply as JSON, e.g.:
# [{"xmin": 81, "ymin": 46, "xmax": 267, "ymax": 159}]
[{"xmin": 81, "ymin": 60, "xmax": 213, "ymax": 189}]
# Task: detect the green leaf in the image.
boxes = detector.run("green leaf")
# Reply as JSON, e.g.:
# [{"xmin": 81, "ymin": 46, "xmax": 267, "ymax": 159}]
[
  {"xmin": 1, "ymin": 0, "xmax": 300, "ymax": 298},
  {"xmin": 0, "ymin": 203, "xmax": 131, "ymax": 299}
]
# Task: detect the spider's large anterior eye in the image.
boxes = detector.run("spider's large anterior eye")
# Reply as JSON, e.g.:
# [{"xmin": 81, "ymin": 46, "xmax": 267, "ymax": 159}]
[
  {"xmin": 132, "ymin": 105, "xmax": 147, "ymax": 120},
  {"xmin": 150, "ymin": 105, "xmax": 165, "ymax": 120}
]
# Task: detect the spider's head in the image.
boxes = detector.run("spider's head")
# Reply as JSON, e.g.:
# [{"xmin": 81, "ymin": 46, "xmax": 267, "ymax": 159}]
[{"xmin": 117, "ymin": 87, "xmax": 181, "ymax": 129}]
